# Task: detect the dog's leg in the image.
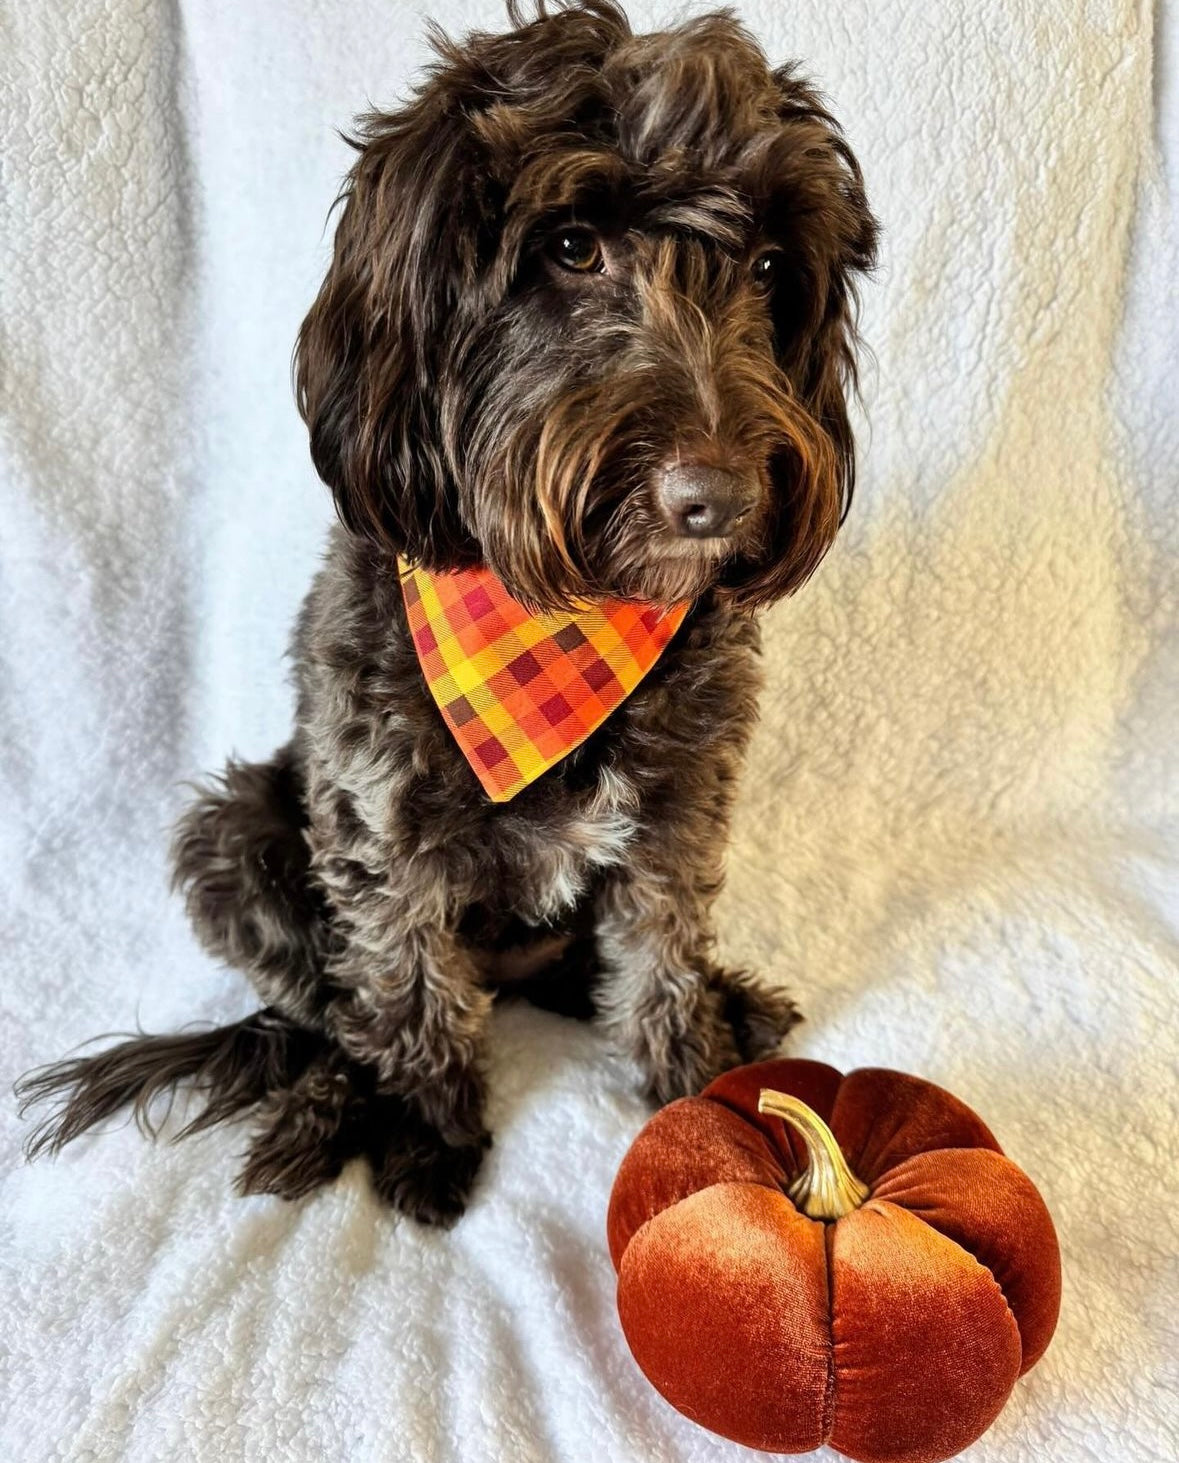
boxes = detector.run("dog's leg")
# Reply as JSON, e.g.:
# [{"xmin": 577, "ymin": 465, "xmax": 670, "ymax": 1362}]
[
  {"xmin": 594, "ymin": 844, "xmax": 801, "ymax": 1104},
  {"xmin": 171, "ymin": 745, "xmax": 332, "ymax": 1025},
  {"xmin": 171, "ymin": 738, "xmax": 494, "ymax": 1222},
  {"xmin": 305, "ymin": 845, "xmax": 494, "ymax": 1223},
  {"xmin": 327, "ymin": 930, "xmax": 493, "ymax": 1225},
  {"xmin": 236, "ymin": 1041, "xmax": 363, "ymax": 1200},
  {"xmin": 349, "ymin": 1085, "xmax": 490, "ymax": 1227}
]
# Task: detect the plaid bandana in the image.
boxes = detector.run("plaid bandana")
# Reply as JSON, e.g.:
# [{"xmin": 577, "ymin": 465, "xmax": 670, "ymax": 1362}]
[{"xmin": 399, "ymin": 559, "xmax": 690, "ymax": 802}]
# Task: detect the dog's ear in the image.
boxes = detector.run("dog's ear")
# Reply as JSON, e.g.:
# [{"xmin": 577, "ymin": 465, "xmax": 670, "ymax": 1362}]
[
  {"xmin": 733, "ymin": 73, "xmax": 878, "ymax": 607},
  {"xmin": 782, "ymin": 110, "xmax": 878, "ymax": 531},
  {"xmin": 294, "ymin": 51, "xmax": 499, "ymax": 564}
]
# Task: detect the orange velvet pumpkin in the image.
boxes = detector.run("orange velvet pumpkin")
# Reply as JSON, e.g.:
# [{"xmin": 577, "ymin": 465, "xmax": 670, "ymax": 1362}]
[{"xmin": 608, "ymin": 1059, "xmax": 1060, "ymax": 1463}]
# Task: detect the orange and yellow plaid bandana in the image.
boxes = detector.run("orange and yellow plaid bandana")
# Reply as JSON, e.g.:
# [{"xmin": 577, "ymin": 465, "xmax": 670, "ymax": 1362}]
[{"xmin": 399, "ymin": 559, "xmax": 690, "ymax": 802}]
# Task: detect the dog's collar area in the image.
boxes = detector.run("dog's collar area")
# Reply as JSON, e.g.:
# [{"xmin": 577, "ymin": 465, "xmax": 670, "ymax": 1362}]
[{"xmin": 398, "ymin": 557, "xmax": 690, "ymax": 802}]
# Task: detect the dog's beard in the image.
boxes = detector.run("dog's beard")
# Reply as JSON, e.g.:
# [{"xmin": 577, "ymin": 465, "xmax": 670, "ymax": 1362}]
[
  {"xmin": 459, "ymin": 359, "xmax": 834, "ymax": 612},
  {"xmin": 601, "ymin": 509, "xmax": 746, "ymax": 606}
]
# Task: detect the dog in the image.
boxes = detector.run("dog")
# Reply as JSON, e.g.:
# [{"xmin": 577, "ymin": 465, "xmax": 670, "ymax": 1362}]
[{"xmin": 18, "ymin": 0, "xmax": 877, "ymax": 1225}]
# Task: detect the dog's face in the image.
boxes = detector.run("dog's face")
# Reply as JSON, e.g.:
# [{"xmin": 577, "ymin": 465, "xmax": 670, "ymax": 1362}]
[{"xmin": 297, "ymin": 1, "xmax": 877, "ymax": 610}]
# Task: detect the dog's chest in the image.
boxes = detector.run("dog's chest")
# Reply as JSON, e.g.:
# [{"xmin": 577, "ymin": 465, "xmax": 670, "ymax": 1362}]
[
  {"xmin": 470, "ymin": 753, "xmax": 641, "ymax": 926},
  {"xmin": 390, "ymin": 592, "xmax": 759, "ymax": 924}
]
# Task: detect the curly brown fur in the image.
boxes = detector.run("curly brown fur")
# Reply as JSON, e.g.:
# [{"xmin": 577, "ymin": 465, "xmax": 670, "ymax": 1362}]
[
  {"xmin": 18, "ymin": 1, "xmax": 876, "ymax": 1223},
  {"xmin": 170, "ymin": 747, "xmax": 334, "ymax": 1026}
]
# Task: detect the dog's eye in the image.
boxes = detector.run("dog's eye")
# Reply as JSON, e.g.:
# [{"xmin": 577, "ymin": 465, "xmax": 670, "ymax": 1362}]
[
  {"xmin": 547, "ymin": 228, "xmax": 604, "ymax": 273},
  {"xmin": 750, "ymin": 250, "xmax": 781, "ymax": 291}
]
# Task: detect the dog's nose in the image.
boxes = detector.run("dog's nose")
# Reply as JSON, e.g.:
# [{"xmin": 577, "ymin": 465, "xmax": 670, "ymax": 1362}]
[{"xmin": 655, "ymin": 464, "xmax": 759, "ymax": 539}]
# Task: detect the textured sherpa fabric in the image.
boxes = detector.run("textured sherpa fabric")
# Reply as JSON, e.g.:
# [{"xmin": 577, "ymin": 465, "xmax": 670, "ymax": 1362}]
[{"xmin": 1, "ymin": 3, "xmax": 1176, "ymax": 1462}]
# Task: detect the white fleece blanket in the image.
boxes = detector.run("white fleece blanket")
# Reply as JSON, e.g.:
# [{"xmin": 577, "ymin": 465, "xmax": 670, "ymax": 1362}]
[{"xmin": 1, "ymin": 2, "xmax": 1176, "ymax": 1460}]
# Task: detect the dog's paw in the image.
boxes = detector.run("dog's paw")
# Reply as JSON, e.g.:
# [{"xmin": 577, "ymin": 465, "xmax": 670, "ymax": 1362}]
[
  {"xmin": 709, "ymin": 967, "xmax": 802, "ymax": 1063},
  {"xmin": 639, "ymin": 982, "xmax": 740, "ymax": 1106},
  {"xmin": 366, "ymin": 1099, "xmax": 491, "ymax": 1227},
  {"xmin": 640, "ymin": 969, "xmax": 802, "ymax": 1105},
  {"xmin": 236, "ymin": 1056, "xmax": 358, "ymax": 1201}
]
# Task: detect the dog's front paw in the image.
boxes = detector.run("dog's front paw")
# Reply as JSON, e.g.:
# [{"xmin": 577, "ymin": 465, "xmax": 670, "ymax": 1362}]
[
  {"xmin": 709, "ymin": 966, "xmax": 802, "ymax": 1063},
  {"xmin": 639, "ymin": 981, "xmax": 739, "ymax": 1105},
  {"xmin": 365, "ymin": 1095, "xmax": 491, "ymax": 1227},
  {"xmin": 236, "ymin": 1054, "xmax": 358, "ymax": 1201},
  {"xmin": 640, "ymin": 969, "xmax": 802, "ymax": 1105}
]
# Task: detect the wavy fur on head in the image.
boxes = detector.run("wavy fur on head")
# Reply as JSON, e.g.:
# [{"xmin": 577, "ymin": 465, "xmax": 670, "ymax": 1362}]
[{"xmin": 19, "ymin": 1, "xmax": 875, "ymax": 1225}]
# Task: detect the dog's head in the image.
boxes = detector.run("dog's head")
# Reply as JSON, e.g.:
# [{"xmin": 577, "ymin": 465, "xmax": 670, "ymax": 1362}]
[{"xmin": 296, "ymin": 0, "xmax": 877, "ymax": 610}]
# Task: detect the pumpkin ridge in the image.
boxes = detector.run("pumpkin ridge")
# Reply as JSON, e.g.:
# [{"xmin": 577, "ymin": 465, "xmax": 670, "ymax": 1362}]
[
  {"xmin": 835, "ymin": 1089, "xmax": 913, "ymax": 1179},
  {"xmin": 828, "ymin": 1200, "xmax": 1024, "ymax": 1462},
  {"xmin": 705, "ymin": 1091, "xmax": 802, "ymax": 1176},
  {"xmin": 605, "ymin": 1096, "xmax": 791, "ymax": 1269},
  {"xmin": 881, "ymin": 1197, "xmax": 1024, "ymax": 1350},
  {"xmin": 615, "ymin": 1168, "xmax": 786, "ymax": 1262},
  {"xmin": 873, "ymin": 1160, "xmax": 1019, "ymax": 1305},
  {"xmin": 832, "ymin": 1069, "xmax": 1003, "ymax": 1182},
  {"xmin": 617, "ymin": 1182, "xmax": 831, "ymax": 1452},
  {"xmin": 867, "ymin": 1147, "xmax": 1061, "ymax": 1373}
]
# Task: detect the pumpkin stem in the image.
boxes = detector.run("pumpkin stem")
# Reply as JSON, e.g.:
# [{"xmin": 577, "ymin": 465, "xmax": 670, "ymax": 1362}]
[{"xmin": 757, "ymin": 1089, "xmax": 870, "ymax": 1221}]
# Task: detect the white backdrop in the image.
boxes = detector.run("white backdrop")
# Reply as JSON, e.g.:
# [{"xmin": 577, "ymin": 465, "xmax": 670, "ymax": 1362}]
[{"xmin": 1, "ymin": 2, "xmax": 1176, "ymax": 1461}]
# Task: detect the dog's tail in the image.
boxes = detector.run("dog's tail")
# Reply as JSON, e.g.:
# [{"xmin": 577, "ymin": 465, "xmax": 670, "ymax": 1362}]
[
  {"xmin": 170, "ymin": 744, "xmax": 332, "ymax": 1025},
  {"xmin": 16, "ymin": 748, "xmax": 346, "ymax": 1166},
  {"xmin": 15, "ymin": 1007, "xmax": 324, "ymax": 1159}
]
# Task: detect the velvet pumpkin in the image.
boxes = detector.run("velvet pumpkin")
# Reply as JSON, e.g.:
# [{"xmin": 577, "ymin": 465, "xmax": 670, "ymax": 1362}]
[{"xmin": 608, "ymin": 1059, "xmax": 1060, "ymax": 1463}]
